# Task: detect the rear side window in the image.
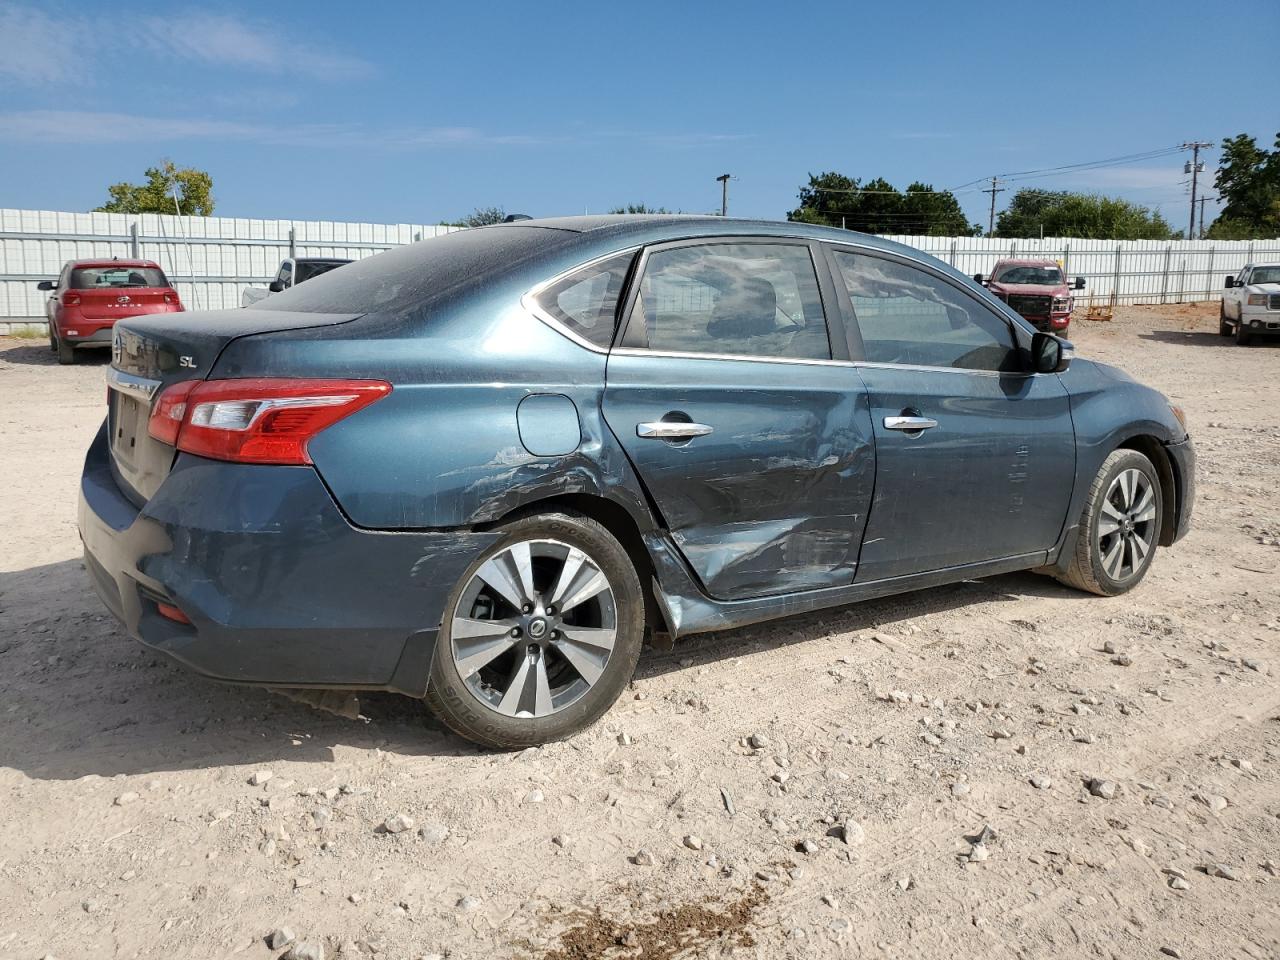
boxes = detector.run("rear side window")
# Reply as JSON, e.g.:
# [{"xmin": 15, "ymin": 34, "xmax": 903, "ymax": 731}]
[
  {"xmin": 71, "ymin": 266, "xmax": 168, "ymax": 289},
  {"xmin": 832, "ymin": 251, "xmax": 1019, "ymax": 372},
  {"xmin": 622, "ymin": 243, "xmax": 830, "ymax": 360},
  {"xmin": 532, "ymin": 251, "xmax": 634, "ymax": 348}
]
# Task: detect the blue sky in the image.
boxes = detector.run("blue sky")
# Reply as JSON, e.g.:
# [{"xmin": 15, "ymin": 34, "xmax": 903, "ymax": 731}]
[{"xmin": 1, "ymin": 0, "xmax": 1276, "ymax": 229}]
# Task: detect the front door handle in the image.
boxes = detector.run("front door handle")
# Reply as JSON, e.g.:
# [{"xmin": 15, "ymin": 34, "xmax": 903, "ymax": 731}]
[
  {"xmin": 637, "ymin": 421, "xmax": 714, "ymax": 440},
  {"xmin": 884, "ymin": 415, "xmax": 939, "ymax": 431}
]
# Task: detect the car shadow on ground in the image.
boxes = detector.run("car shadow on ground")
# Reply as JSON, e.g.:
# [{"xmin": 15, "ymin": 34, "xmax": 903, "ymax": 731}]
[
  {"xmin": 0, "ymin": 339, "xmax": 112, "ymax": 366},
  {"xmin": 0, "ymin": 557, "xmax": 1086, "ymax": 782},
  {"xmin": 1138, "ymin": 329, "xmax": 1280, "ymax": 347}
]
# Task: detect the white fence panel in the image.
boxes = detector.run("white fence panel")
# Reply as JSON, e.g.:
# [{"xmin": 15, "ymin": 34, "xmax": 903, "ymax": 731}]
[
  {"xmin": 0, "ymin": 208, "xmax": 459, "ymax": 321},
  {"xmin": 4, "ymin": 207, "xmax": 1279, "ymax": 323}
]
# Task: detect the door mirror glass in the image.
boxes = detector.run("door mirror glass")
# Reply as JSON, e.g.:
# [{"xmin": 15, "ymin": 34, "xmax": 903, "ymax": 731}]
[
  {"xmin": 1031, "ymin": 332, "xmax": 1071, "ymax": 373},
  {"xmin": 1225, "ymin": 275, "xmax": 1235, "ymax": 289},
  {"xmin": 36, "ymin": 280, "xmax": 55, "ymax": 291},
  {"xmin": 973, "ymin": 273, "xmax": 985, "ymax": 285},
  {"xmin": 1074, "ymin": 276, "xmax": 1086, "ymax": 290}
]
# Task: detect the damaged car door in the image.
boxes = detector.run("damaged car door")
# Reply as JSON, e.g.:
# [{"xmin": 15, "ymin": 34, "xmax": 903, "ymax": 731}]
[{"xmin": 603, "ymin": 239, "xmax": 876, "ymax": 601}]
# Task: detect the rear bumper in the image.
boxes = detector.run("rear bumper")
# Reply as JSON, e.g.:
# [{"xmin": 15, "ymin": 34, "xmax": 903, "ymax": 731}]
[
  {"xmin": 64, "ymin": 327, "xmax": 114, "ymax": 346},
  {"xmin": 78, "ymin": 422, "xmax": 499, "ymax": 695}
]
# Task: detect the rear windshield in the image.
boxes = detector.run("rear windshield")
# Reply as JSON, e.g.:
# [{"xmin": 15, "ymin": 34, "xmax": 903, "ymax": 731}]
[
  {"xmin": 71, "ymin": 266, "xmax": 168, "ymax": 289},
  {"xmin": 994, "ymin": 265, "xmax": 1064, "ymax": 285},
  {"xmin": 295, "ymin": 260, "xmax": 351, "ymax": 284},
  {"xmin": 255, "ymin": 227, "xmax": 577, "ymax": 316}
]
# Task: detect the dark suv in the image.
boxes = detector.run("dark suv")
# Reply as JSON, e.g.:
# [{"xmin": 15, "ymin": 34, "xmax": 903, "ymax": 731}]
[{"xmin": 79, "ymin": 217, "xmax": 1194, "ymax": 748}]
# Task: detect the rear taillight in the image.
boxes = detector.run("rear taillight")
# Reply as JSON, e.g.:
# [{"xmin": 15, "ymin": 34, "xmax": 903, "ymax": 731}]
[{"xmin": 147, "ymin": 378, "xmax": 391, "ymax": 465}]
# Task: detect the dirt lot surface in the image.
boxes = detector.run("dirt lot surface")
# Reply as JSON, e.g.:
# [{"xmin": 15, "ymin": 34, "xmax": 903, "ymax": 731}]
[{"xmin": 1, "ymin": 304, "xmax": 1277, "ymax": 960}]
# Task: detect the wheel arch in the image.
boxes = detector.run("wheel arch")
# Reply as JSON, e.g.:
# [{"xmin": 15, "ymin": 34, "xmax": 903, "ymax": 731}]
[
  {"xmin": 476, "ymin": 491, "xmax": 670, "ymax": 645},
  {"xmin": 1115, "ymin": 434, "xmax": 1179, "ymax": 547}
]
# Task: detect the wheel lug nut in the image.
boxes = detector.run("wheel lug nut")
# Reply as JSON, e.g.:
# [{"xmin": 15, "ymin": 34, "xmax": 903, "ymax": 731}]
[
  {"xmin": 545, "ymin": 605, "xmax": 555, "ymax": 616},
  {"xmin": 510, "ymin": 627, "xmax": 521, "ymax": 637}
]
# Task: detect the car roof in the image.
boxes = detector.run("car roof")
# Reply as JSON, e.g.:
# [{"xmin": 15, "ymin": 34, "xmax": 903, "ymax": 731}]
[
  {"xmin": 992, "ymin": 258, "xmax": 1061, "ymax": 267},
  {"xmin": 479, "ymin": 214, "xmax": 929, "ymax": 260},
  {"xmin": 68, "ymin": 258, "xmax": 162, "ymax": 269}
]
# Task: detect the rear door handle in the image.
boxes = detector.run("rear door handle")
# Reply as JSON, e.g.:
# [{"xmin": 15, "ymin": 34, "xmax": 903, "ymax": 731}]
[
  {"xmin": 884, "ymin": 416, "xmax": 939, "ymax": 431},
  {"xmin": 637, "ymin": 421, "xmax": 714, "ymax": 440}
]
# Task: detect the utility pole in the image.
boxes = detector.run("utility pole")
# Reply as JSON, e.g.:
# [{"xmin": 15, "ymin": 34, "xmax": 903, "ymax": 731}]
[
  {"xmin": 1182, "ymin": 141, "xmax": 1211, "ymax": 239},
  {"xmin": 716, "ymin": 174, "xmax": 731, "ymax": 217},
  {"xmin": 1196, "ymin": 195, "xmax": 1216, "ymax": 239},
  {"xmin": 983, "ymin": 176, "xmax": 1005, "ymax": 235}
]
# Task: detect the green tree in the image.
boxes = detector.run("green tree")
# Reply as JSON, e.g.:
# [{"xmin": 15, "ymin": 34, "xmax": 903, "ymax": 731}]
[
  {"xmin": 994, "ymin": 189, "xmax": 1173, "ymax": 239},
  {"xmin": 94, "ymin": 161, "xmax": 214, "ymax": 216},
  {"xmin": 787, "ymin": 172, "xmax": 978, "ymax": 235},
  {"xmin": 608, "ymin": 203, "xmax": 673, "ymax": 214},
  {"xmin": 1206, "ymin": 132, "xmax": 1280, "ymax": 239}
]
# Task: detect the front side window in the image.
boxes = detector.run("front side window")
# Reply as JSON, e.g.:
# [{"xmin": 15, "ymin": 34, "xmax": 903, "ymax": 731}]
[
  {"xmin": 533, "ymin": 251, "xmax": 634, "ymax": 348},
  {"xmin": 832, "ymin": 250, "xmax": 1019, "ymax": 372},
  {"xmin": 622, "ymin": 243, "xmax": 830, "ymax": 360},
  {"xmin": 994, "ymin": 264, "xmax": 1064, "ymax": 285}
]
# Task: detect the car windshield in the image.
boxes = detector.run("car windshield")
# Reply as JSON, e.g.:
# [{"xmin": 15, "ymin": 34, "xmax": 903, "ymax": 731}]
[
  {"xmin": 295, "ymin": 260, "xmax": 351, "ymax": 284},
  {"xmin": 995, "ymin": 266, "xmax": 1064, "ymax": 285},
  {"xmin": 1250, "ymin": 266, "xmax": 1280, "ymax": 284},
  {"xmin": 71, "ymin": 266, "xmax": 168, "ymax": 289}
]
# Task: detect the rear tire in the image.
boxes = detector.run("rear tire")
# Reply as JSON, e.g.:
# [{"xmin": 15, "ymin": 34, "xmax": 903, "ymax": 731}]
[
  {"xmin": 57, "ymin": 338, "xmax": 76, "ymax": 364},
  {"xmin": 1055, "ymin": 449, "xmax": 1163, "ymax": 597},
  {"xmin": 424, "ymin": 510, "xmax": 645, "ymax": 749}
]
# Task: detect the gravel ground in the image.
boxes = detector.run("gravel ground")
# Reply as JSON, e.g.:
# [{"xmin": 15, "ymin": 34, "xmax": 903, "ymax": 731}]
[{"xmin": 0, "ymin": 303, "xmax": 1277, "ymax": 960}]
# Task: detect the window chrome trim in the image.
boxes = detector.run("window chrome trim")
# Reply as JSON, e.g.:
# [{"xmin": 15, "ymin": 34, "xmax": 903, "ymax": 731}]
[
  {"xmin": 106, "ymin": 366, "xmax": 162, "ymax": 400},
  {"xmin": 610, "ymin": 347, "xmax": 855, "ymax": 367},
  {"xmin": 521, "ymin": 245, "xmax": 643, "ymax": 355},
  {"xmin": 852, "ymin": 360, "xmax": 1025, "ymax": 378}
]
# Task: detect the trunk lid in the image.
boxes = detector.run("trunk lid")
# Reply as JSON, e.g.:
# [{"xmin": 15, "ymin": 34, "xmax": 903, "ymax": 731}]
[
  {"xmin": 75, "ymin": 287, "xmax": 176, "ymax": 320},
  {"xmin": 107, "ymin": 307, "xmax": 361, "ymax": 505}
]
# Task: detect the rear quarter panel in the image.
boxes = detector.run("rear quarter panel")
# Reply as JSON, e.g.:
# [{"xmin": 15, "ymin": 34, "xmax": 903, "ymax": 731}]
[{"xmin": 214, "ymin": 294, "xmax": 656, "ymax": 533}]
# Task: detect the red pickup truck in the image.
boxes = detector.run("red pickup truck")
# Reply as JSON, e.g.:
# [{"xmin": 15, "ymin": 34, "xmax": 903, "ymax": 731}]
[{"xmin": 976, "ymin": 259, "xmax": 1085, "ymax": 333}]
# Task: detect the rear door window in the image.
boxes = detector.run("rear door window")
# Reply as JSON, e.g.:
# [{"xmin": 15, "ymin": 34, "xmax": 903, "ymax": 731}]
[
  {"xmin": 832, "ymin": 250, "xmax": 1019, "ymax": 372},
  {"xmin": 621, "ymin": 242, "xmax": 831, "ymax": 360}
]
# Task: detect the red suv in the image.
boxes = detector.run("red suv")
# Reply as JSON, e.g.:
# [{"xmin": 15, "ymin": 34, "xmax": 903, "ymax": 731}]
[
  {"xmin": 977, "ymin": 259, "xmax": 1084, "ymax": 333},
  {"xmin": 38, "ymin": 259, "xmax": 184, "ymax": 364}
]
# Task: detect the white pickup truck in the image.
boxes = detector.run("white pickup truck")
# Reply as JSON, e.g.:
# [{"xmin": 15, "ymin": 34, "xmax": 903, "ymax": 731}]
[
  {"xmin": 1221, "ymin": 262, "xmax": 1280, "ymax": 345},
  {"xmin": 241, "ymin": 257, "xmax": 353, "ymax": 307}
]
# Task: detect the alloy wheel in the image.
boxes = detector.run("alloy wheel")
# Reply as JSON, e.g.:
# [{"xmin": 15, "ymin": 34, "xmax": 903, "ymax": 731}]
[
  {"xmin": 449, "ymin": 538, "xmax": 618, "ymax": 718},
  {"xmin": 1096, "ymin": 468, "xmax": 1157, "ymax": 582}
]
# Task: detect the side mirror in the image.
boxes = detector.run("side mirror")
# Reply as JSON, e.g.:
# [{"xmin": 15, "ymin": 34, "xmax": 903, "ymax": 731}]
[
  {"xmin": 973, "ymin": 273, "xmax": 985, "ymax": 285},
  {"xmin": 36, "ymin": 280, "xmax": 55, "ymax": 291},
  {"xmin": 1073, "ymin": 277, "xmax": 1085, "ymax": 290},
  {"xmin": 268, "ymin": 280, "xmax": 285, "ymax": 293},
  {"xmin": 1031, "ymin": 332, "xmax": 1072, "ymax": 374},
  {"xmin": 1224, "ymin": 275, "xmax": 1234, "ymax": 289},
  {"xmin": 945, "ymin": 305, "xmax": 969, "ymax": 330}
]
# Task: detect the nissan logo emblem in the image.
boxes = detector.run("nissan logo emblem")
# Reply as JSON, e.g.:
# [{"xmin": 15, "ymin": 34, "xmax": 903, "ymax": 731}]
[{"xmin": 117, "ymin": 295, "xmax": 131, "ymax": 303}]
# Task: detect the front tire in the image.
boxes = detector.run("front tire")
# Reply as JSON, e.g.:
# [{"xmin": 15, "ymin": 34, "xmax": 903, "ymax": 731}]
[
  {"xmin": 1219, "ymin": 303, "xmax": 1232, "ymax": 336},
  {"xmin": 1235, "ymin": 320, "xmax": 1252, "ymax": 346},
  {"xmin": 424, "ymin": 511, "xmax": 645, "ymax": 749},
  {"xmin": 1055, "ymin": 449, "xmax": 1163, "ymax": 597}
]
